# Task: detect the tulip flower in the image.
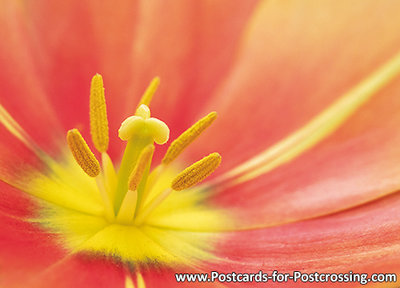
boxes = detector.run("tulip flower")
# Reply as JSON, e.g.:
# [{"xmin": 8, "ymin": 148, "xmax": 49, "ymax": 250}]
[{"xmin": 1, "ymin": 1, "xmax": 400, "ymax": 287}]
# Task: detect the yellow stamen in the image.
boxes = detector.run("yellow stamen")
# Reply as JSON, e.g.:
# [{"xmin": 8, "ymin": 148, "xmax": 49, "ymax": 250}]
[
  {"xmin": 116, "ymin": 189, "xmax": 138, "ymax": 223},
  {"xmin": 67, "ymin": 129, "xmax": 100, "ymax": 177},
  {"xmin": 162, "ymin": 112, "xmax": 217, "ymax": 165},
  {"xmin": 90, "ymin": 74, "xmax": 109, "ymax": 153},
  {"xmin": 135, "ymin": 153, "xmax": 221, "ymax": 224},
  {"xmin": 125, "ymin": 276, "xmax": 135, "ymax": 288},
  {"xmin": 171, "ymin": 153, "xmax": 221, "ymax": 191},
  {"xmin": 137, "ymin": 77, "xmax": 160, "ymax": 108},
  {"xmin": 102, "ymin": 152, "xmax": 117, "ymax": 200},
  {"xmin": 129, "ymin": 145, "xmax": 155, "ymax": 191},
  {"xmin": 95, "ymin": 176, "xmax": 115, "ymax": 220},
  {"xmin": 134, "ymin": 188, "xmax": 172, "ymax": 225},
  {"xmin": 137, "ymin": 272, "xmax": 146, "ymax": 288}
]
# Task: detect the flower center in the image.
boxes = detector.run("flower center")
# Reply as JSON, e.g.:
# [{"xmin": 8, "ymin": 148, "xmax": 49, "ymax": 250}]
[
  {"xmin": 67, "ymin": 74, "xmax": 221, "ymax": 226},
  {"xmin": 31, "ymin": 75, "xmax": 229, "ymax": 265}
]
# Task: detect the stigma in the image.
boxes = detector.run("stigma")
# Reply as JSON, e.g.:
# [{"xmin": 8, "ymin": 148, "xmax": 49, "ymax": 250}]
[{"xmin": 66, "ymin": 74, "xmax": 221, "ymax": 225}]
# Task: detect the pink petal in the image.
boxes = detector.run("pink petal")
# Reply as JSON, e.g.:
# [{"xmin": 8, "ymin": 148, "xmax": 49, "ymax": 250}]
[
  {"xmin": 127, "ymin": 0, "xmax": 259, "ymax": 134},
  {"xmin": 28, "ymin": 255, "xmax": 125, "ymax": 288},
  {"xmin": 0, "ymin": 183, "xmax": 125, "ymax": 288},
  {"xmin": 209, "ymin": 83, "xmax": 400, "ymax": 228},
  {"xmin": 208, "ymin": 193, "xmax": 400, "ymax": 287},
  {"xmin": 0, "ymin": 210, "xmax": 65, "ymax": 287},
  {"xmin": 0, "ymin": 2, "xmax": 64, "ymax": 154},
  {"xmin": 191, "ymin": 1, "xmax": 400, "ymax": 170},
  {"xmin": 172, "ymin": 1, "xmax": 400, "ymax": 227},
  {"xmin": 121, "ymin": 195, "xmax": 400, "ymax": 287},
  {"xmin": 137, "ymin": 268, "xmax": 218, "ymax": 288},
  {"xmin": 0, "ymin": 124, "xmax": 47, "ymax": 187},
  {"xmin": 1, "ymin": 0, "xmax": 260, "ymax": 160},
  {"xmin": 0, "ymin": 181, "xmax": 37, "ymax": 219}
]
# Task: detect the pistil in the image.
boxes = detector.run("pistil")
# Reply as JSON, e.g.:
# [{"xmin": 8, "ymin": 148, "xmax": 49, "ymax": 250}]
[
  {"xmin": 114, "ymin": 104, "xmax": 169, "ymax": 213},
  {"xmin": 116, "ymin": 145, "xmax": 154, "ymax": 223}
]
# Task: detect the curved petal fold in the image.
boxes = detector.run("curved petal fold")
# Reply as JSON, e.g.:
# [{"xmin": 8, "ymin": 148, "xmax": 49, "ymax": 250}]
[
  {"xmin": 209, "ymin": 84, "xmax": 400, "ymax": 228},
  {"xmin": 208, "ymin": 193, "xmax": 400, "ymax": 287},
  {"xmin": 123, "ymin": 194, "xmax": 400, "ymax": 287}
]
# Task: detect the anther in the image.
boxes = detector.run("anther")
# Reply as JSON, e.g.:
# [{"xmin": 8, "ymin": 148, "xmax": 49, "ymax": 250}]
[
  {"xmin": 90, "ymin": 74, "xmax": 109, "ymax": 153},
  {"xmin": 135, "ymin": 153, "xmax": 221, "ymax": 224},
  {"xmin": 137, "ymin": 77, "xmax": 160, "ymax": 108},
  {"xmin": 162, "ymin": 112, "xmax": 217, "ymax": 165},
  {"xmin": 67, "ymin": 129, "xmax": 100, "ymax": 177},
  {"xmin": 171, "ymin": 152, "xmax": 221, "ymax": 191}
]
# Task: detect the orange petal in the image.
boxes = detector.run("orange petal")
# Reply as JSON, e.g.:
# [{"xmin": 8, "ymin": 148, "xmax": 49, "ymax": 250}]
[
  {"xmin": 174, "ymin": 1, "xmax": 400, "ymax": 227},
  {"xmin": 0, "ymin": 188, "xmax": 125, "ymax": 288},
  {"xmin": 0, "ymin": 1, "xmax": 260, "ymax": 160},
  {"xmin": 28, "ymin": 255, "xmax": 125, "ymax": 288},
  {"xmin": 0, "ymin": 123, "xmax": 48, "ymax": 188},
  {"xmin": 190, "ymin": 0, "xmax": 400, "ymax": 172},
  {"xmin": 0, "ymin": 181, "xmax": 38, "ymax": 219},
  {"xmin": 211, "ymin": 193, "xmax": 400, "ymax": 278},
  {"xmin": 209, "ymin": 82, "xmax": 400, "ymax": 228},
  {"xmin": 137, "ymin": 268, "xmax": 222, "ymax": 288},
  {"xmin": 10, "ymin": 0, "xmax": 139, "ymax": 158},
  {"xmin": 0, "ymin": 210, "xmax": 65, "ymax": 287},
  {"xmin": 0, "ymin": 2, "xmax": 64, "ymax": 154},
  {"xmin": 125, "ymin": 0, "xmax": 259, "ymax": 150},
  {"xmin": 124, "ymin": 194, "xmax": 400, "ymax": 287}
]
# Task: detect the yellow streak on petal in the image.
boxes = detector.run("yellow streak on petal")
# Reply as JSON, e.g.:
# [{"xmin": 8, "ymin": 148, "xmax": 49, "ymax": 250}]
[
  {"xmin": 125, "ymin": 276, "xmax": 136, "ymax": 288},
  {"xmin": 172, "ymin": 153, "xmax": 221, "ymax": 191},
  {"xmin": 129, "ymin": 144, "xmax": 155, "ymax": 191},
  {"xmin": 137, "ymin": 77, "xmax": 160, "ymax": 108},
  {"xmin": 67, "ymin": 129, "xmax": 100, "ymax": 177},
  {"xmin": 0, "ymin": 103, "xmax": 41, "ymax": 154},
  {"xmin": 162, "ymin": 112, "xmax": 217, "ymax": 165},
  {"xmin": 136, "ymin": 272, "xmax": 146, "ymax": 288},
  {"xmin": 223, "ymin": 50, "xmax": 400, "ymax": 185},
  {"xmin": 90, "ymin": 74, "xmax": 109, "ymax": 153}
]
